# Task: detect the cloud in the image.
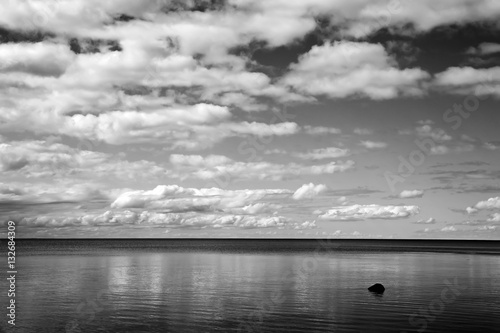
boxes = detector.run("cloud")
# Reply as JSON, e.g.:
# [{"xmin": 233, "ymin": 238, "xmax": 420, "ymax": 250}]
[
  {"xmin": 292, "ymin": 183, "xmax": 327, "ymax": 200},
  {"xmin": 433, "ymin": 66, "xmax": 500, "ymax": 97},
  {"xmin": 3, "ymin": 1, "xmax": 500, "ymax": 44},
  {"xmin": 0, "ymin": 99, "xmax": 300, "ymax": 149},
  {"xmin": 467, "ymin": 43, "xmax": 500, "ymax": 55},
  {"xmin": 399, "ymin": 189, "xmax": 424, "ymax": 198},
  {"xmin": 169, "ymin": 154, "xmax": 233, "ymax": 168},
  {"xmin": 465, "ymin": 207, "xmax": 478, "ymax": 214},
  {"xmin": 169, "ymin": 154, "xmax": 355, "ymax": 181},
  {"xmin": 360, "ymin": 140, "xmax": 387, "ymax": 149},
  {"xmin": 415, "ymin": 124, "xmax": 452, "ymax": 142},
  {"xmin": 111, "ymin": 185, "xmax": 290, "ymax": 211},
  {"xmin": 487, "ymin": 213, "xmax": 500, "ymax": 222},
  {"xmin": 0, "ymin": 42, "xmax": 74, "ymax": 77},
  {"xmin": 318, "ymin": 204, "xmax": 420, "ymax": 221},
  {"xmin": 484, "ymin": 142, "xmax": 500, "ymax": 151},
  {"xmin": 294, "ymin": 220, "xmax": 317, "ymax": 229},
  {"xmin": 400, "ymin": 122, "xmax": 476, "ymax": 155},
  {"xmin": 469, "ymin": 197, "xmax": 500, "ymax": 210},
  {"xmin": 466, "ymin": 197, "xmax": 500, "ymax": 222},
  {"xmin": 264, "ymin": 149, "xmax": 287, "ymax": 155},
  {"xmin": 353, "ymin": 128, "xmax": 373, "ymax": 135},
  {"xmin": 14, "ymin": 211, "xmax": 291, "ymax": 229},
  {"xmin": 281, "ymin": 41, "xmax": 430, "ymax": 100},
  {"xmin": 413, "ymin": 217, "xmax": 436, "ymax": 224},
  {"xmin": 0, "ymin": 139, "xmax": 169, "ymax": 180},
  {"xmin": 303, "ymin": 125, "xmax": 341, "ymax": 135},
  {"xmin": 293, "ymin": 147, "xmax": 350, "ymax": 160},
  {"xmin": 0, "ymin": 181, "xmax": 121, "ymax": 205},
  {"xmin": 417, "ymin": 224, "xmax": 500, "ymax": 237}
]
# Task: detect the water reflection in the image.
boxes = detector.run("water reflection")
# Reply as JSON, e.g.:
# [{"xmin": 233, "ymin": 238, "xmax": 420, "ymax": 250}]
[{"xmin": 11, "ymin": 251, "xmax": 500, "ymax": 332}]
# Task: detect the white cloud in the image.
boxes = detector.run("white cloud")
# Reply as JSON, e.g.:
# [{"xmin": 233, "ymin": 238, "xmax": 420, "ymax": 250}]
[
  {"xmin": 487, "ymin": 213, "xmax": 500, "ymax": 222},
  {"xmin": 294, "ymin": 220, "xmax": 317, "ymax": 229},
  {"xmin": 303, "ymin": 125, "xmax": 342, "ymax": 135},
  {"xmin": 0, "ymin": 100, "xmax": 300, "ymax": 149},
  {"xmin": 293, "ymin": 147, "xmax": 350, "ymax": 160},
  {"xmin": 470, "ymin": 197, "xmax": 500, "ymax": 210},
  {"xmin": 169, "ymin": 154, "xmax": 233, "ymax": 168},
  {"xmin": 400, "ymin": 122, "xmax": 476, "ymax": 155},
  {"xmin": 413, "ymin": 217, "xmax": 436, "ymax": 224},
  {"xmin": 336, "ymin": 196, "xmax": 349, "ymax": 205},
  {"xmin": 483, "ymin": 142, "xmax": 500, "ymax": 151},
  {"xmin": 292, "ymin": 183, "xmax": 327, "ymax": 200},
  {"xmin": 0, "ymin": 181, "xmax": 122, "ymax": 205},
  {"xmin": 169, "ymin": 154, "xmax": 355, "ymax": 181},
  {"xmin": 3, "ymin": 1, "xmax": 500, "ymax": 43},
  {"xmin": 111, "ymin": 185, "xmax": 290, "ymax": 212},
  {"xmin": 467, "ymin": 43, "xmax": 500, "ymax": 55},
  {"xmin": 466, "ymin": 207, "xmax": 478, "ymax": 214},
  {"xmin": 264, "ymin": 149, "xmax": 287, "ymax": 155},
  {"xmin": 433, "ymin": 66, "xmax": 500, "ymax": 97},
  {"xmin": 0, "ymin": 139, "xmax": 168, "ymax": 180},
  {"xmin": 282, "ymin": 41, "xmax": 429, "ymax": 100},
  {"xmin": 430, "ymin": 145, "xmax": 450, "ymax": 155},
  {"xmin": 399, "ymin": 189, "xmax": 424, "ymax": 198},
  {"xmin": 0, "ymin": 42, "xmax": 74, "ymax": 77},
  {"xmin": 318, "ymin": 204, "xmax": 420, "ymax": 221},
  {"xmin": 415, "ymin": 124, "xmax": 452, "ymax": 142},
  {"xmin": 15, "ymin": 211, "xmax": 290, "ymax": 229},
  {"xmin": 353, "ymin": 128, "xmax": 373, "ymax": 135},
  {"xmin": 360, "ymin": 140, "xmax": 387, "ymax": 149}
]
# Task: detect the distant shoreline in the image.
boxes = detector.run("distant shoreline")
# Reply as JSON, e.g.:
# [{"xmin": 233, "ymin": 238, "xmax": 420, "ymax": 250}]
[{"xmin": 3, "ymin": 238, "xmax": 499, "ymax": 255}]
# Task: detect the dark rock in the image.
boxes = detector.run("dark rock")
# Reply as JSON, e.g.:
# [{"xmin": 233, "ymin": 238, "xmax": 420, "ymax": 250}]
[{"xmin": 368, "ymin": 283, "xmax": 385, "ymax": 293}]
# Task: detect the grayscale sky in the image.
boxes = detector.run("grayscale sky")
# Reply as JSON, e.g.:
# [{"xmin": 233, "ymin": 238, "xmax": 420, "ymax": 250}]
[{"xmin": 1, "ymin": 0, "xmax": 499, "ymax": 238}]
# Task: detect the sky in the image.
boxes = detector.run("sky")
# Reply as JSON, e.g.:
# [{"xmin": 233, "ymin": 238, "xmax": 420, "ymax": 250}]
[{"xmin": 0, "ymin": 0, "xmax": 500, "ymax": 239}]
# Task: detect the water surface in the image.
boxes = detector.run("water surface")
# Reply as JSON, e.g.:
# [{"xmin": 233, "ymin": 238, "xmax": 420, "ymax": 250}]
[{"xmin": 2, "ymin": 239, "xmax": 499, "ymax": 332}]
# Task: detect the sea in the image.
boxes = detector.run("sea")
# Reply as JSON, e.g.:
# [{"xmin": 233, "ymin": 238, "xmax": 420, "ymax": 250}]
[{"xmin": 1, "ymin": 239, "xmax": 499, "ymax": 333}]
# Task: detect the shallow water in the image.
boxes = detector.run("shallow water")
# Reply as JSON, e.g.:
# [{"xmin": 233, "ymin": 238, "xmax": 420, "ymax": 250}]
[{"xmin": 2, "ymin": 240, "xmax": 500, "ymax": 332}]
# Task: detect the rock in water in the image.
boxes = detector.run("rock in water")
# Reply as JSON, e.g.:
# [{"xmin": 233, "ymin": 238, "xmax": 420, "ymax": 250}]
[{"xmin": 368, "ymin": 283, "xmax": 385, "ymax": 293}]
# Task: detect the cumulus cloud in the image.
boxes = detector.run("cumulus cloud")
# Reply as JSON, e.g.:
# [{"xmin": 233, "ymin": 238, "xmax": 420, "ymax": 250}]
[
  {"xmin": 487, "ymin": 213, "xmax": 500, "ymax": 222},
  {"xmin": 292, "ymin": 183, "xmax": 327, "ymax": 200},
  {"xmin": 293, "ymin": 147, "xmax": 350, "ymax": 160},
  {"xmin": 467, "ymin": 43, "xmax": 500, "ymax": 55},
  {"xmin": 0, "ymin": 139, "xmax": 168, "ymax": 180},
  {"xmin": 40, "ymin": 104, "xmax": 297, "ymax": 149},
  {"xmin": 415, "ymin": 124, "xmax": 452, "ymax": 142},
  {"xmin": 0, "ymin": 182, "xmax": 121, "ymax": 205},
  {"xmin": 413, "ymin": 217, "xmax": 436, "ymax": 224},
  {"xmin": 282, "ymin": 41, "xmax": 430, "ymax": 99},
  {"xmin": 2, "ymin": 1, "xmax": 500, "ymax": 43},
  {"xmin": 294, "ymin": 220, "xmax": 317, "ymax": 229},
  {"xmin": 318, "ymin": 204, "xmax": 420, "ymax": 221},
  {"xmin": 169, "ymin": 154, "xmax": 355, "ymax": 181},
  {"xmin": 465, "ymin": 197, "xmax": 500, "ymax": 222},
  {"xmin": 433, "ymin": 66, "xmax": 500, "ymax": 97},
  {"xmin": 0, "ymin": 42, "xmax": 74, "ymax": 77},
  {"xmin": 15, "ymin": 211, "xmax": 290, "ymax": 229},
  {"xmin": 360, "ymin": 141, "xmax": 387, "ymax": 149},
  {"xmin": 399, "ymin": 190, "xmax": 424, "ymax": 199},
  {"xmin": 111, "ymin": 185, "xmax": 290, "ymax": 212},
  {"xmin": 483, "ymin": 142, "xmax": 500, "ymax": 151},
  {"xmin": 441, "ymin": 226, "xmax": 458, "ymax": 232},
  {"xmin": 400, "ymin": 122, "xmax": 476, "ymax": 155},
  {"xmin": 303, "ymin": 125, "xmax": 342, "ymax": 135},
  {"xmin": 466, "ymin": 207, "xmax": 479, "ymax": 214},
  {"xmin": 353, "ymin": 128, "xmax": 373, "ymax": 135},
  {"xmin": 468, "ymin": 197, "xmax": 500, "ymax": 211}
]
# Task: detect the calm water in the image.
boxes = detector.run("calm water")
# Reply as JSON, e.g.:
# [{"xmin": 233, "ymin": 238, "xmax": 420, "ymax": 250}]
[{"xmin": 2, "ymin": 240, "xmax": 500, "ymax": 333}]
